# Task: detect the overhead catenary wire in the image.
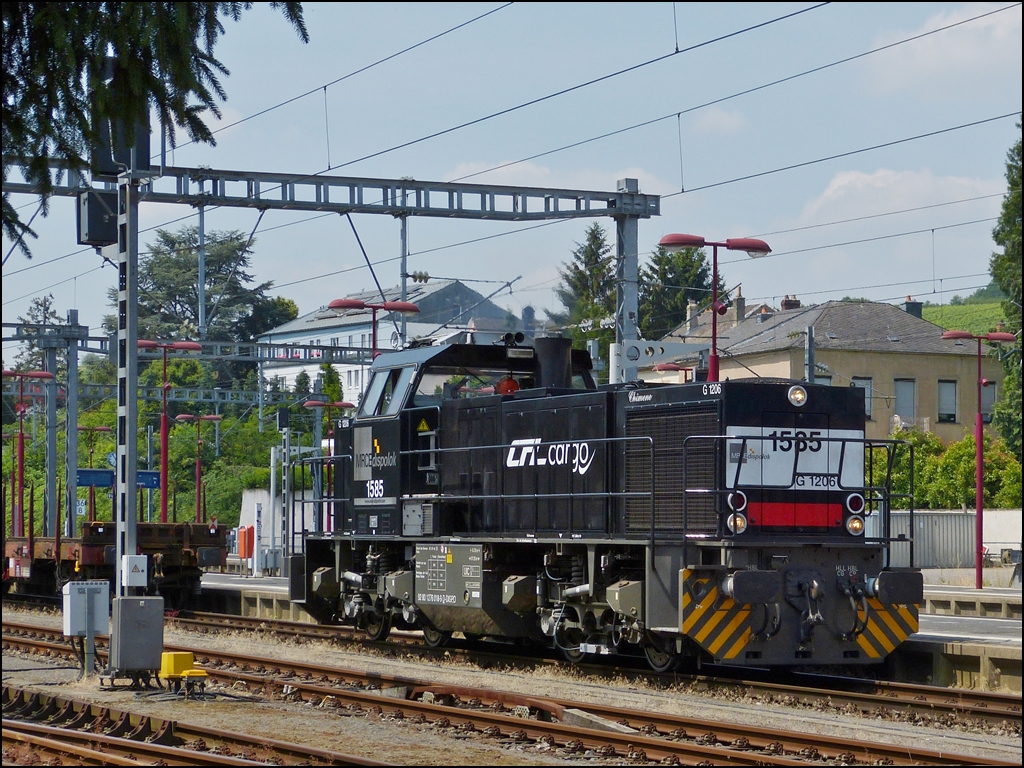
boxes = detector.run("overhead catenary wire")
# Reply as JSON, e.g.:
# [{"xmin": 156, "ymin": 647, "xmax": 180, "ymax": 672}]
[
  {"xmin": 448, "ymin": 3, "xmax": 1021, "ymax": 184},
  {"xmin": 7, "ymin": 4, "xmax": 1009, "ymax": 290},
  {"xmin": 165, "ymin": 3, "xmax": 516, "ymax": 155},
  {"xmin": 3, "ymin": 5, "xmax": 1015, "ymax": 333}
]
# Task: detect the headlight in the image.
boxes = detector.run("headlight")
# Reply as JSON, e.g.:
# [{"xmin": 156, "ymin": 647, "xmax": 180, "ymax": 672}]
[
  {"xmin": 788, "ymin": 385, "xmax": 808, "ymax": 407},
  {"xmin": 726, "ymin": 513, "xmax": 748, "ymax": 534},
  {"xmin": 727, "ymin": 491, "xmax": 747, "ymax": 512},
  {"xmin": 845, "ymin": 515, "xmax": 865, "ymax": 535}
]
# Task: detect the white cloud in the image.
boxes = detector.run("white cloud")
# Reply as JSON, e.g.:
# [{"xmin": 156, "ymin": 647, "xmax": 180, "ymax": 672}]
[
  {"xmin": 864, "ymin": 3, "xmax": 1022, "ymax": 95},
  {"xmin": 797, "ymin": 167, "xmax": 1003, "ymax": 222},
  {"xmin": 690, "ymin": 106, "xmax": 746, "ymax": 135}
]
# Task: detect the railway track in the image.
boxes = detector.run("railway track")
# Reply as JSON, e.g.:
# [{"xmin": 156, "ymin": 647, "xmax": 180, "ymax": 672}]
[
  {"xmin": 2, "ymin": 685, "xmax": 389, "ymax": 766},
  {"xmin": 4, "ymin": 617, "xmax": 1018, "ymax": 766},
  {"xmin": 9, "ymin": 593, "xmax": 1021, "ymax": 730},
  {"xmin": 170, "ymin": 609, "xmax": 1023, "ymax": 729}
]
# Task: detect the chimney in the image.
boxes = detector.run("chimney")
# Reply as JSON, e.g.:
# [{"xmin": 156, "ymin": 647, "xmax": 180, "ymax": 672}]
[
  {"xmin": 781, "ymin": 295, "xmax": 801, "ymax": 310},
  {"xmin": 757, "ymin": 305, "xmax": 773, "ymax": 324},
  {"xmin": 902, "ymin": 295, "xmax": 922, "ymax": 318},
  {"xmin": 732, "ymin": 287, "xmax": 746, "ymax": 326},
  {"xmin": 687, "ymin": 299, "xmax": 699, "ymax": 332}
]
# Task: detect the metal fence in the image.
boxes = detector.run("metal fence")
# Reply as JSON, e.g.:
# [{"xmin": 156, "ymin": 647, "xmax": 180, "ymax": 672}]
[{"xmin": 869, "ymin": 510, "xmax": 975, "ymax": 568}]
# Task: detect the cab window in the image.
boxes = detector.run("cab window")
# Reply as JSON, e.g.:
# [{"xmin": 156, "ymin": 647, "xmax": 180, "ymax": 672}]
[{"xmin": 358, "ymin": 366, "xmax": 416, "ymax": 418}]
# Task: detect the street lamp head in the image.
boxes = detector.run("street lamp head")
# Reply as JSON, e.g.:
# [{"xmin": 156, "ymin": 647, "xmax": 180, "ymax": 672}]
[
  {"xmin": 330, "ymin": 401, "xmax": 355, "ymax": 410},
  {"xmin": 985, "ymin": 332, "xmax": 1017, "ymax": 344},
  {"xmin": 329, "ymin": 298, "xmax": 366, "ymax": 311},
  {"xmin": 724, "ymin": 238, "xmax": 772, "ymax": 258},
  {"xmin": 172, "ymin": 341, "xmax": 203, "ymax": 351},
  {"xmin": 658, "ymin": 233, "xmax": 706, "ymax": 252},
  {"xmin": 652, "ymin": 363, "xmax": 683, "ymax": 372},
  {"xmin": 2, "ymin": 369, "xmax": 53, "ymax": 380},
  {"xmin": 942, "ymin": 329, "xmax": 975, "ymax": 340},
  {"xmin": 380, "ymin": 300, "xmax": 420, "ymax": 316},
  {"xmin": 303, "ymin": 399, "xmax": 327, "ymax": 410},
  {"xmin": 137, "ymin": 339, "xmax": 159, "ymax": 349},
  {"xmin": 200, "ymin": 414, "xmax": 222, "ymax": 422},
  {"xmin": 175, "ymin": 414, "xmax": 196, "ymax": 422}
]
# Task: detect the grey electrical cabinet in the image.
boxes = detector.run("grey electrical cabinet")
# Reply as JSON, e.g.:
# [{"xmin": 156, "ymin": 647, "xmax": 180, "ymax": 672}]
[{"xmin": 109, "ymin": 596, "xmax": 164, "ymax": 672}]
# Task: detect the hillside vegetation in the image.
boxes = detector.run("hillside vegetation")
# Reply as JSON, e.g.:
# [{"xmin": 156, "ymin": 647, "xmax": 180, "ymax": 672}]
[{"xmin": 922, "ymin": 302, "xmax": 1008, "ymax": 335}]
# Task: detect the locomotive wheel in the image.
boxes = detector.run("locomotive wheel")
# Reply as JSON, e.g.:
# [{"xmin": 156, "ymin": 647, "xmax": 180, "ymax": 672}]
[
  {"xmin": 421, "ymin": 625, "xmax": 452, "ymax": 648},
  {"xmin": 560, "ymin": 645, "xmax": 592, "ymax": 664},
  {"xmin": 364, "ymin": 612, "xmax": 391, "ymax": 642},
  {"xmin": 643, "ymin": 643, "xmax": 680, "ymax": 673}
]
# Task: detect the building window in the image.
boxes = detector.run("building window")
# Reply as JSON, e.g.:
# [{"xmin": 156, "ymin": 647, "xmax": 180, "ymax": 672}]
[
  {"xmin": 937, "ymin": 380, "xmax": 957, "ymax": 423},
  {"xmin": 894, "ymin": 379, "xmax": 915, "ymax": 424},
  {"xmin": 982, "ymin": 382, "xmax": 997, "ymax": 423},
  {"xmin": 852, "ymin": 377, "xmax": 872, "ymax": 419}
]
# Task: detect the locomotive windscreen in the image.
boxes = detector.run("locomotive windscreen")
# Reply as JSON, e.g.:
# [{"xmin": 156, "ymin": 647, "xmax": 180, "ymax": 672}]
[{"xmin": 625, "ymin": 401, "xmax": 720, "ymax": 534}]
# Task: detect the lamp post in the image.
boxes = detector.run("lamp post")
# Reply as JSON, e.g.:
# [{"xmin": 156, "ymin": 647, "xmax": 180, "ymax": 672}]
[
  {"xmin": 175, "ymin": 413, "xmax": 222, "ymax": 523},
  {"xmin": 77, "ymin": 425, "xmax": 112, "ymax": 521},
  {"xmin": 2, "ymin": 370, "xmax": 55, "ymax": 537},
  {"xmin": 327, "ymin": 298, "xmax": 420, "ymax": 357},
  {"xmin": 138, "ymin": 340, "xmax": 203, "ymax": 522},
  {"xmin": 940, "ymin": 330, "xmax": 1016, "ymax": 589},
  {"xmin": 658, "ymin": 235, "xmax": 771, "ymax": 382}
]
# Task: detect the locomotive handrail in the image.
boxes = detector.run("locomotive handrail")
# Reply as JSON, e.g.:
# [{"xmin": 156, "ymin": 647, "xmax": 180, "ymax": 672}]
[
  {"xmin": 400, "ymin": 434, "xmax": 656, "ymax": 540},
  {"xmin": 290, "ymin": 435, "xmax": 657, "ymax": 540}
]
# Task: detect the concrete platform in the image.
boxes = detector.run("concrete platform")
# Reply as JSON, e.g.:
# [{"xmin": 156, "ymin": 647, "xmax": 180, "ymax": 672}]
[
  {"xmin": 894, "ymin": 615, "xmax": 1022, "ymax": 693},
  {"xmin": 200, "ymin": 573, "xmax": 314, "ymax": 623},
  {"xmin": 923, "ymin": 585, "xmax": 1022, "ymax": 619}
]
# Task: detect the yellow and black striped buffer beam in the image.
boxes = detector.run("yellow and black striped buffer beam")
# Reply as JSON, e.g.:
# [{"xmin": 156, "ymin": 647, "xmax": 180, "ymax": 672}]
[
  {"xmin": 854, "ymin": 598, "xmax": 920, "ymax": 659},
  {"xmin": 679, "ymin": 569, "xmax": 753, "ymax": 661}
]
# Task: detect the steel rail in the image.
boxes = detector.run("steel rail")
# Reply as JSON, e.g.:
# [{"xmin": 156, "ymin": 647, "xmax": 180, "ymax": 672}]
[
  {"xmin": 6, "ymin": 609, "xmax": 1022, "ymax": 725},
  {"xmin": 5, "ymin": 619, "xmax": 1017, "ymax": 767},
  {"xmin": 2, "ymin": 685, "xmax": 391, "ymax": 767},
  {"xmin": 2, "ymin": 718, "xmax": 265, "ymax": 766},
  {"xmin": 171, "ymin": 610, "xmax": 1024, "ymax": 726}
]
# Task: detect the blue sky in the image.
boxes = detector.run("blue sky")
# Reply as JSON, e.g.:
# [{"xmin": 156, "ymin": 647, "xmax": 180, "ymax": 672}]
[{"xmin": 3, "ymin": 2, "xmax": 1021, "ymax": 357}]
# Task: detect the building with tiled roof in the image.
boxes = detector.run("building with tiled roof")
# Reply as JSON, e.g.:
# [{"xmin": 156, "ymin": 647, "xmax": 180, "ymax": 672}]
[
  {"xmin": 258, "ymin": 279, "xmax": 513, "ymax": 401},
  {"xmin": 645, "ymin": 296, "xmax": 1008, "ymax": 442}
]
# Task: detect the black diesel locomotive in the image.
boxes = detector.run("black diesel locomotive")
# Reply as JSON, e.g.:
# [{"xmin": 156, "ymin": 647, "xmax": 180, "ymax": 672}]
[{"xmin": 293, "ymin": 337, "xmax": 922, "ymax": 670}]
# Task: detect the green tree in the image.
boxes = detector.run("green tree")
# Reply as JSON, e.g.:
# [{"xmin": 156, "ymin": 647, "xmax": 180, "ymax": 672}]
[
  {"xmin": 13, "ymin": 294, "xmax": 63, "ymax": 373},
  {"xmin": 638, "ymin": 244, "xmax": 718, "ymax": 340},
  {"xmin": 872, "ymin": 425, "xmax": 945, "ymax": 509},
  {"xmin": 294, "ymin": 371, "xmax": 310, "ymax": 395},
  {"xmin": 320, "ymin": 362, "xmax": 343, "ymax": 404},
  {"xmin": 547, "ymin": 223, "xmax": 615, "ymax": 327},
  {"xmin": 104, "ymin": 226, "xmax": 286, "ymax": 342},
  {"xmin": 546, "ymin": 223, "xmax": 616, "ymax": 370},
  {"xmin": 103, "ymin": 225, "xmax": 298, "ymax": 387},
  {"xmin": 922, "ymin": 434, "xmax": 1020, "ymax": 510},
  {"xmin": 990, "ymin": 123, "xmax": 1022, "ymax": 459},
  {"xmin": 2, "ymin": 2, "xmax": 307, "ymax": 257}
]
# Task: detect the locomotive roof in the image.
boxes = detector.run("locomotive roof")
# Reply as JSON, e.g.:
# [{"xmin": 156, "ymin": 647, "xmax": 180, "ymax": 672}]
[{"xmin": 369, "ymin": 340, "xmax": 593, "ymax": 372}]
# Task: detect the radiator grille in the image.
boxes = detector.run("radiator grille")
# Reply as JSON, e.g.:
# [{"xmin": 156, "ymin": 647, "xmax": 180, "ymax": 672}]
[{"xmin": 625, "ymin": 402, "xmax": 720, "ymax": 533}]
